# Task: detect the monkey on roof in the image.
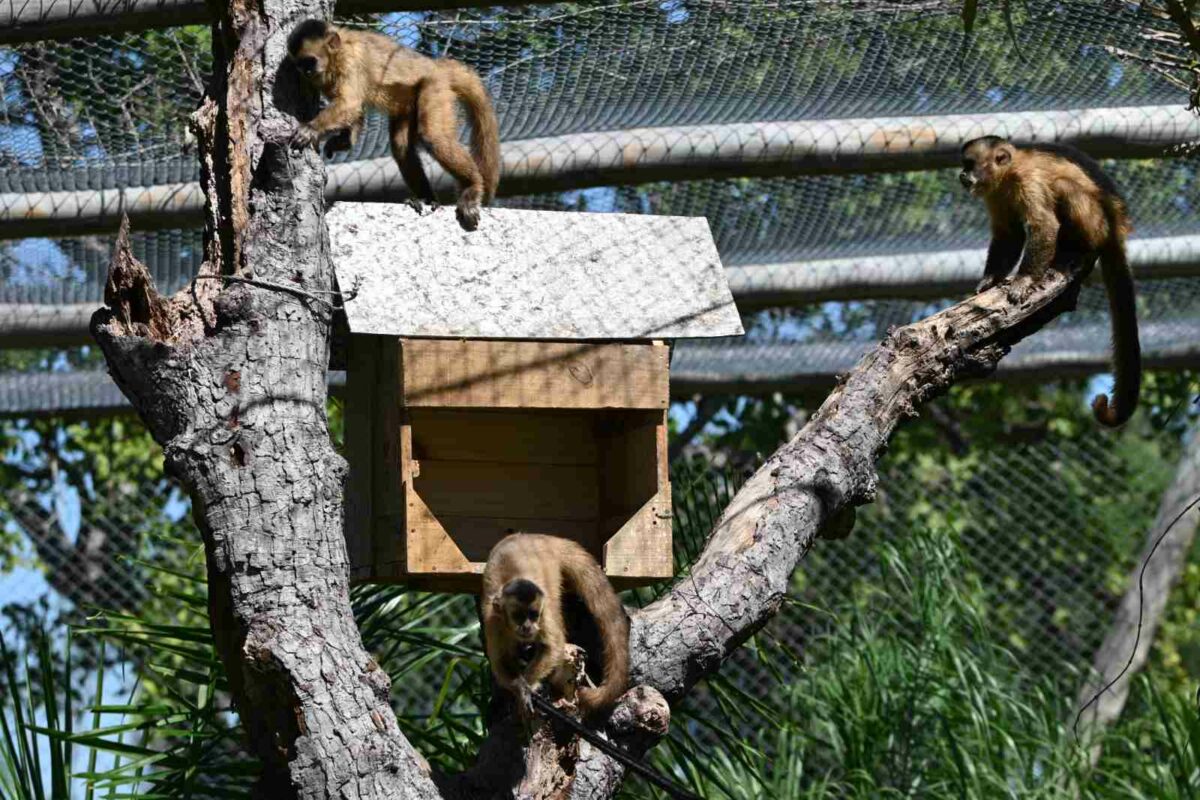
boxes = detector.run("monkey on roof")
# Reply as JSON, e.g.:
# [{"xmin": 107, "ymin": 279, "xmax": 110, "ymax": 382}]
[
  {"xmin": 287, "ymin": 19, "xmax": 501, "ymax": 231},
  {"xmin": 959, "ymin": 136, "xmax": 1140, "ymax": 427}
]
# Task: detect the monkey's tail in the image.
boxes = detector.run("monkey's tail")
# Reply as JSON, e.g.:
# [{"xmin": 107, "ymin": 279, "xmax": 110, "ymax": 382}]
[
  {"xmin": 563, "ymin": 554, "xmax": 630, "ymax": 717},
  {"xmin": 445, "ymin": 60, "xmax": 501, "ymax": 202},
  {"xmin": 1092, "ymin": 223, "xmax": 1141, "ymax": 427}
]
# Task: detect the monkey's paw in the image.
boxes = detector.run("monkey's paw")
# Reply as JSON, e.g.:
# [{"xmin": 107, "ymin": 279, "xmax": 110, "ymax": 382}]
[
  {"xmin": 514, "ymin": 679, "xmax": 536, "ymax": 720},
  {"xmin": 291, "ymin": 125, "xmax": 320, "ymax": 150},
  {"xmin": 406, "ymin": 198, "xmax": 437, "ymax": 216},
  {"xmin": 456, "ymin": 199, "xmax": 481, "ymax": 232}
]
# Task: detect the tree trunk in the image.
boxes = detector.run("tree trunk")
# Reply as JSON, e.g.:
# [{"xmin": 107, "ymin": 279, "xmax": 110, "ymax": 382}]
[
  {"xmin": 90, "ymin": 1, "xmax": 437, "ymax": 797},
  {"xmin": 89, "ymin": 0, "xmax": 1095, "ymax": 794}
]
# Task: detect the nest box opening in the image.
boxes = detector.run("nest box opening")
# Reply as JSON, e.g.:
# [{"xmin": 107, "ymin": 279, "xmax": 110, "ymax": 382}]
[{"xmin": 328, "ymin": 204, "xmax": 745, "ymax": 594}]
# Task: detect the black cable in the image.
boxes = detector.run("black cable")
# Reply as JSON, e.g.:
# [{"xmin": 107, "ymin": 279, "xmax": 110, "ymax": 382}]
[{"xmin": 529, "ymin": 693, "xmax": 703, "ymax": 800}]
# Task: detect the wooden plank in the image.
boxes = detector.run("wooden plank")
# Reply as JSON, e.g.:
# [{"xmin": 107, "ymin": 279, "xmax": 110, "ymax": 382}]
[
  {"xmin": 328, "ymin": 204, "xmax": 743, "ymax": 342},
  {"xmin": 603, "ymin": 487, "xmax": 674, "ymax": 581},
  {"xmin": 408, "ymin": 515, "xmax": 600, "ymax": 567},
  {"xmin": 599, "ymin": 410, "xmax": 673, "ymax": 582},
  {"xmin": 597, "ymin": 411, "xmax": 662, "ymax": 516},
  {"xmin": 405, "ymin": 489, "xmax": 474, "ymax": 575},
  {"xmin": 409, "ymin": 409, "xmax": 598, "ymax": 465},
  {"xmin": 343, "ymin": 336, "xmax": 378, "ymax": 579},
  {"xmin": 401, "ymin": 340, "xmax": 668, "ymax": 410},
  {"xmin": 413, "ymin": 461, "xmax": 599, "ymax": 520},
  {"xmin": 372, "ymin": 340, "xmax": 407, "ymax": 580}
]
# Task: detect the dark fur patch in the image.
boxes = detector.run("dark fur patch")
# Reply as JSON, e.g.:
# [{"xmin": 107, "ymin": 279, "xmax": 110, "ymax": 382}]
[
  {"xmin": 287, "ymin": 19, "xmax": 329, "ymax": 56},
  {"xmin": 1025, "ymin": 142, "xmax": 1124, "ymax": 201},
  {"xmin": 502, "ymin": 578, "xmax": 542, "ymax": 605}
]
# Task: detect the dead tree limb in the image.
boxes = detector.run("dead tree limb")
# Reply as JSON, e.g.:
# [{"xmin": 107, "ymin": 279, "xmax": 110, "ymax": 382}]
[
  {"xmin": 90, "ymin": 0, "xmax": 438, "ymax": 796},
  {"xmin": 1075, "ymin": 423, "xmax": 1200, "ymax": 763}
]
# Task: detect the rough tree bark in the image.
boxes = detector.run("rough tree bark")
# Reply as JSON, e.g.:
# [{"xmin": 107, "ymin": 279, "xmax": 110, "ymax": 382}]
[
  {"xmin": 89, "ymin": 0, "xmax": 1093, "ymax": 797},
  {"xmin": 91, "ymin": 0, "xmax": 436, "ymax": 797}
]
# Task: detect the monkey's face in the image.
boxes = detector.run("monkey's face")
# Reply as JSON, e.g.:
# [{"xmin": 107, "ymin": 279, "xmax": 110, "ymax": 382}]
[
  {"xmin": 504, "ymin": 597, "xmax": 542, "ymax": 642},
  {"xmin": 290, "ymin": 32, "xmax": 340, "ymax": 84},
  {"xmin": 959, "ymin": 141, "xmax": 1014, "ymax": 196}
]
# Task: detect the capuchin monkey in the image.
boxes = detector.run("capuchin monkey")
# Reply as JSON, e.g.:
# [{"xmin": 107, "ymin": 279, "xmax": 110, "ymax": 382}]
[
  {"xmin": 286, "ymin": 19, "xmax": 501, "ymax": 231},
  {"xmin": 481, "ymin": 534, "xmax": 630, "ymax": 721},
  {"xmin": 959, "ymin": 136, "xmax": 1141, "ymax": 427}
]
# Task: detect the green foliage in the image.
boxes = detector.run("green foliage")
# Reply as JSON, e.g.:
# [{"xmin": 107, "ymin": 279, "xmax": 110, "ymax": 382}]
[
  {"xmin": 1, "ymin": 409, "xmax": 177, "ymax": 619},
  {"xmin": 630, "ymin": 520, "xmax": 1200, "ymax": 799},
  {"xmin": 630, "ymin": 464, "xmax": 1093, "ymax": 797},
  {"xmin": 1095, "ymin": 676, "xmax": 1200, "ymax": 797},
  {"xmin": 1, "ymin": 552, "xmax": 255, "ymax": 800}
]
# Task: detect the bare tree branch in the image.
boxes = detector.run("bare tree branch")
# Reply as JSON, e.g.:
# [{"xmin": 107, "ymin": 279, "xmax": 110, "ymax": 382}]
[{"xmin": 574, "ymin": 268, "xmax": 1088, "ymax": 796}]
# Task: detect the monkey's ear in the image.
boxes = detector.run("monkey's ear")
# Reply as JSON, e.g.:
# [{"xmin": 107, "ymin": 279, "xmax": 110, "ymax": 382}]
[
  {"xmin": 326, "ymin": 30, "xmax": 342, "ymax": 51},
  {"xmin": 995, "ymin": 148, "xmax": 1011, "ymax": 165}
]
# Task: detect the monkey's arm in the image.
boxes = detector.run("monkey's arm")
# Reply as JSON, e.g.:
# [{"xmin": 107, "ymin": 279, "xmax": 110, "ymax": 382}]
[
  {"xmin": 978, "ymin": 216, "xmax": 1025, "ymax": 292},
  {"xmin": 1015, "ymin": 198, "xmax": 1060, "ymax": 282},
  {"xmin": 293, "ymin": 78, "xmax": 367, "ymax": 148},
  {"xmin": 485, "ymin": 635, "xmax": 537, "ymax": 718}
]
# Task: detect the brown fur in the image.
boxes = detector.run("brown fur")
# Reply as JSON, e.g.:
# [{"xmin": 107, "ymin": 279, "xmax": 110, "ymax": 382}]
[
  {"xmin": 288, "ymin": 20, "xmax": 501, "ymax": 230},
  {"xmin": 481, "ymin": 534, "xmax": 630, "ymax": 720},
  {"xmin": 960, "ymin": 136, "xmax": 1140, "ymax": 427}
]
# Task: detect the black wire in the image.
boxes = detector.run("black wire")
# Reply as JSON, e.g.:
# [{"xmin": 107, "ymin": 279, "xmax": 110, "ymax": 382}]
[
  {"xmin": 529, "ymin": 693, "xmax": 703, "ymax": 800},
  {"xmin": 1074, "ymin": 492, "xmax": 1200, "ymax": 739}
]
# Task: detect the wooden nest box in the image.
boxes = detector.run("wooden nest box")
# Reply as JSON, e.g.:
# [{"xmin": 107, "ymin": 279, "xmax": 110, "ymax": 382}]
[{"xmin": 330, "ymin": 204, "xmax": 743, "ymax": 592}]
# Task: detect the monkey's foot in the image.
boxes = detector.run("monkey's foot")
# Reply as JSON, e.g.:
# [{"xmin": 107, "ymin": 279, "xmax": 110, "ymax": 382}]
[
  {"xmin": 456, "ymin": 201, "xmax": 481, "ymax": 231},
  {"xmin": 1006, "ymin": 275, "xmax": 1040, "ymax": 304}
]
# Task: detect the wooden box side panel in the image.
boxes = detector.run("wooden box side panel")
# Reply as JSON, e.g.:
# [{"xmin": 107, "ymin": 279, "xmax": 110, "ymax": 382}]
[
  {"xmin": 600, "ymin": 410, "xmax": 673, "ymax": 583},
  {"xmin": 400, "ymin": 339, "xmax": 668, "ymax": 410},
  {"xmin": 365, "ymin": 339, "xmax": 409, "ymax": 582}
]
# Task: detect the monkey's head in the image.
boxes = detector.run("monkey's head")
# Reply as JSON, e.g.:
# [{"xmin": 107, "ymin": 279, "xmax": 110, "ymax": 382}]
[
  {"xmin": 497, "ymin": 579, "xmax": 544, "ymax": 642},
  {"xmin": 960, "ymin": 136, "xmax": 1016, "ymax": 196},
  {"xmin": 288, "ymin": 19, "xmax": 341, "ymax": 83}
]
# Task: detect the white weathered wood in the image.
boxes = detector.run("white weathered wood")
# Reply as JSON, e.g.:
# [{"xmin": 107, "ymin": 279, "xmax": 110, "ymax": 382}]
[{"xmin": 328, "ymin": 204, "xmax": 743, "ymax": 340}]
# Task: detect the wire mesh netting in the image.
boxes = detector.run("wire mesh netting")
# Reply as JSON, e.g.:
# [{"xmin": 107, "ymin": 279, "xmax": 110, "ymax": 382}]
[
  {"xmin": 0, "ymin": 419, "xmax": 1174, "ymax": 725},
  {"xmin": 1, "ymin": 0, "xmax": 1199, "ymax": 407},
  {"xmin": 0, "ymin": 1, "xmax": 1185, "ymax": 186}
]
